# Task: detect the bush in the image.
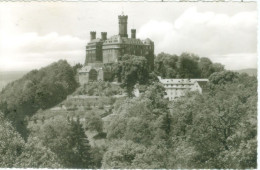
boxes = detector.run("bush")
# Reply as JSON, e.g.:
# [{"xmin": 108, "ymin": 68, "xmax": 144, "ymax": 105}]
[{"xmin": 85, "ymin": 112, "xmax": 103, "ymax": 133}]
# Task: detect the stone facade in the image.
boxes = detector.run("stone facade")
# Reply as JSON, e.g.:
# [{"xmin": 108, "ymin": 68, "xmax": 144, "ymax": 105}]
[
  {"xmin": 158, "ymin": 76, "xmax": 209, "ymax": 101},
  {"xmin": 79, "ymin": 13, "xmax": 154, "ymax": 85}
]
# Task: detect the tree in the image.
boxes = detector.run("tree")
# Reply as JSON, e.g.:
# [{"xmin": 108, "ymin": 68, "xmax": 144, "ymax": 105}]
[
  {"xmin": 198, "ymin": 57, "xmax": 214, "ymax": 77},
  {"xmin": 85, "ymin": 111, "xmax": 103, "ymax": 133},
  {"xmin": 170, "ymin": 74, "xmax": 257, "ymax": 168},
  {"xmin": 14, "ymin": 137, "xmax": 61, "ymax": 168},
  {"xmin": 102, "ymin": 140, "xmax": 146, "ymax": 168},
  {"xmin": 209, "ymin": 70, "xmax": 239, "ymax": 85},
  {"xmin": 29, "ymin": 116, "xmax": 93, "ymax": 168},
  {"xmin": 116, "ymin": 54, "xmax": 150, "ymax": 96},
  {"xmin": 106, "ymin": 112, "xmax": 128, "ymax": 139},
  {"xmin": 211, "ymin": 63, "xmax": 225, "ymax": 73},
  {"xmin": 0, "ymin": 112, "xmax": 25, "ymax": 167},
  {"xmin": 131, "ymin": 144, "xmax": 168, "ymax": 168},
  {"xmin": 125, "ymin": 117, "xmax": 153, "ymax": 145},
  {"xmin": 107, "ymin": 83, "xmax": 169, "ymax": 145},
  {"xmin": 91, "ymin": 145, "xmax": 107, "ymax": 168},
  {"xmin": 177, "ymin": 53, "xmax": 200, "ymax": 78},
  {"xmin": 141, "ymin": 82, "xmax": 168, "ymax": 115},
  {"xmin": 68, "ymin": 118, "xmax": 93, "ymax": 168},
  {"xmin": 216, "ymin": 94, "xmax": 257, "ymax": 168},
  {"xmin": 0, "ymin": 60, "xmax": 78, "ymax": 138},
  {"xmin": 72, "ymin": 63, "xmax": 83, "ymax": 75},
  {"xmin": 154, "ymin": 52, "xmax": 179, "ymax": 78},
  {"xmin": 154, "ymin": 52, "xmax": 224, "ymax": 79}
]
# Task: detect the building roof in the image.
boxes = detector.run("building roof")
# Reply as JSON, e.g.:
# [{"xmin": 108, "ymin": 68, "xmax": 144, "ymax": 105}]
[
  {"xmin": 100, "ymin": 34, "xmax": 153, "ymax": 45},
  {"xmin": 121, "ymin": 37, "xmax": 144, "ymax": 45},
  {"xmin": 158, "ymin": 76, "xmax": 208, "ymax": 85}
]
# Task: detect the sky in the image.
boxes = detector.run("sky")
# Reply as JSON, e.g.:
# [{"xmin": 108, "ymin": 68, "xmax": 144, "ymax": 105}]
[{"xmin": 0, "ymin": 1, "xmax": 257, "ymax": 72}]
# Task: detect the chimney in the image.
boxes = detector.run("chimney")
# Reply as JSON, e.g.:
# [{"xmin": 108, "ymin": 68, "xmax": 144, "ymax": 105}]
[
  {"xmin": 118, "ymin": 15, "xmax": 128, "ymax": 38},
  {"xmin": 101, "ymin": 32, "xmax": 107, "ymax": 40},
  {"xmin": 131, "ymin": 29, "xmax": 136, "ymax": 39},
  {"xmin": 90, "ymin": 31, "xmax": 96, "ymax": 41}
]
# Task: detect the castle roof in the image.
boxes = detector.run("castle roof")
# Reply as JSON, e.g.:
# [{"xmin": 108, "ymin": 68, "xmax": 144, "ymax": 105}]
[
  {"xmin": 102, "ymin": 35, "xmax": 152, "ymax": 46},
  {"xmin": 121, "ymin": 37, "xmax": 144, "ymax": 45}
]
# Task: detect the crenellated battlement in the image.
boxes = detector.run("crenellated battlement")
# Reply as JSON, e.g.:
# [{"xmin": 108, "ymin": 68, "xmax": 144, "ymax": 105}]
[
  {"xmin": 84, "ymin": 14, "xmax": 154, "ymax": 71},
  {"xmin": 90, "ymin": 31, "xmax": 96, "ymax": 40}
]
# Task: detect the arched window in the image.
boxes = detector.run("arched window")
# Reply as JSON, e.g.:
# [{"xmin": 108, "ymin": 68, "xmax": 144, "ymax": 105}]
[{"xmin": 89, "ymin": 69, "xmax": 98, "ymax": 81}]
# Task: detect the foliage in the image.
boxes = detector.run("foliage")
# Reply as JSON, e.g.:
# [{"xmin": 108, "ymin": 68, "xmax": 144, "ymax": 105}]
[
  {"xmin": 115, "ymin": 54, "xmax": 150, "ymax": 96},
  {"xmin": 28, "ymin": 116, "xmax": 93, "ymax": 168},
  {"xmin": 72, "ymin": 63, "xmax": 83, "ymax": 75},
  {"xmin": 154, "ymin": 52, "xmax": 224, "ymax": 79},
  {"xmin": 0, "ymin": 52, "xmax": 256, "ymax": 169},
  {"xmin": 91, "ymin": 145, "xmax": 107, "ymax": 168},
  {"xmin": 106, "ymin": 83, "xmax": 169, "ymax": 143},
  {"xmin": 68, "ymin": 117, "xmax": 93, "ymax": 168},
  {"xmin": 170, "ymin": 72, "xmax": 257, "ymax": 168},
  {"xmin": 0, "ymin": 60, "xmax": 78, "ymax": 138},
  {"xmin": 85, "ymin": 111, "xmax": 104, "ymax": 133},
  {"xmin": 14, "ymin": 137, "xmax": 61, "ymax": 168},
  {"xmin": 209, "ymin": 70, "xmax": 239, "ymax": 85},
  {"xmin": 178, "ymin": 53, "xmax": 201, "ymax": 78},
  {"xmin": 0, "ymin": 112, "xmax": 25, "ymax": 167},
  {"xmin": 105, "ymin": 71, "xmax": 256, "ymax": 169},
  {"xmin": 102, "ymin": 140, "xmax": 146, "ymax": 168},
  {"xmin": 0, "ymin": 112, "xmax": 62, "ymax": 168}
]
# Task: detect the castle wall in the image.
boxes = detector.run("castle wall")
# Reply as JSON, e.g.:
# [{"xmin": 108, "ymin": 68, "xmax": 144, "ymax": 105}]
[
  {"xmin": 85, "ymin": 49, "xmax": 96, "ymax": 64},
  {"xmin": 85, "ymin": 42, "xmax": 103, "ymax": 64},
  {"xmin": 79, "ymin": 72, "xmax": 89, "ymax": 85},
  {"xmin": 98, "ymin": 69, "xmax": 104, "ymax": 81},
  {"xmin": 96, "ymin": 43, "xmax": 103, "ymax": 62},
  {"xmin": 102, "ymin": 45, "xmax": 121, "ymax": 63}
]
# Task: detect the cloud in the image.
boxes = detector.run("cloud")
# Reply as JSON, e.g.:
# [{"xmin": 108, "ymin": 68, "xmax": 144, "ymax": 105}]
[
  {"xmin": 137, "ymin": 7, "xmax": 257, "ymax": 70},
  {"xmin": 0, "ymin": 32, "xmax": 86, "ymax": 71},
  {"xmin": 0, "ymin": 6, "xmax": 256, "ymax": 72}
]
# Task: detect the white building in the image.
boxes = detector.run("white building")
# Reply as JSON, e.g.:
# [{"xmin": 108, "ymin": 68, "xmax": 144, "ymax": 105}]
[{"xmin": 158, "ymin": 76, "xmax": 209, "ymax": 101}]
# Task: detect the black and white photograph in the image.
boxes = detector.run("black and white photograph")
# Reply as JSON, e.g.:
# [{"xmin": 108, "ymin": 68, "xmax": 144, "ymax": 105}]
[{"xmin": 0, "ymin": 1, "xmax": 257, "ymax": 169}]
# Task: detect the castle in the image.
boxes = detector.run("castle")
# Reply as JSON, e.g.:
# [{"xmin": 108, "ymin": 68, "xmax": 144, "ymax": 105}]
[{"xmin": 79, "ymin": 13, "xmax": 154, "ymax": 84}]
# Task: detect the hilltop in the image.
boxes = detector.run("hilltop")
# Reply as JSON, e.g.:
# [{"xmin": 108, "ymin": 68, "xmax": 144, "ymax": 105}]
[
  {"xmin": 0, "ymin": 53, "xmax": 257, "ymax": 169},
  {"xmin": 235, "ymin": 68, "xmax": 257, "ymax": 76},
  {"xmin": 0, "ymin": 71, "xmax": 28, "ymax": 91}
]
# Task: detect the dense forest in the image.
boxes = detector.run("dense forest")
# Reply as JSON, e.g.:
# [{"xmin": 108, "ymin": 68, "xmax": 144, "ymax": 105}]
[
  {"xmin": 0, "ymin": 60, "xmax": 78, "ymax": 137},
  {"xmin": 0, "ymin": 53, "xmax": 257, "ymax": 168}
]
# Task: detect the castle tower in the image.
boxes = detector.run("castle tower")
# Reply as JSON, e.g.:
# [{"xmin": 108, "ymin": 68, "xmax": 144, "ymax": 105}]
[
  {"xmin": 90, "ymin": 31, "xmax": 96, "ymax": 41},
  {"xmin": 131, "ymin": 29, "xmax": 136, "ymax": 39},
  {"xmin": 118, "ymin": 15, "xmax": 128, "ymax": 38},
  {"xmin": 101, "ymin": 32, "xmax": 107, "ymax": 40}
]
